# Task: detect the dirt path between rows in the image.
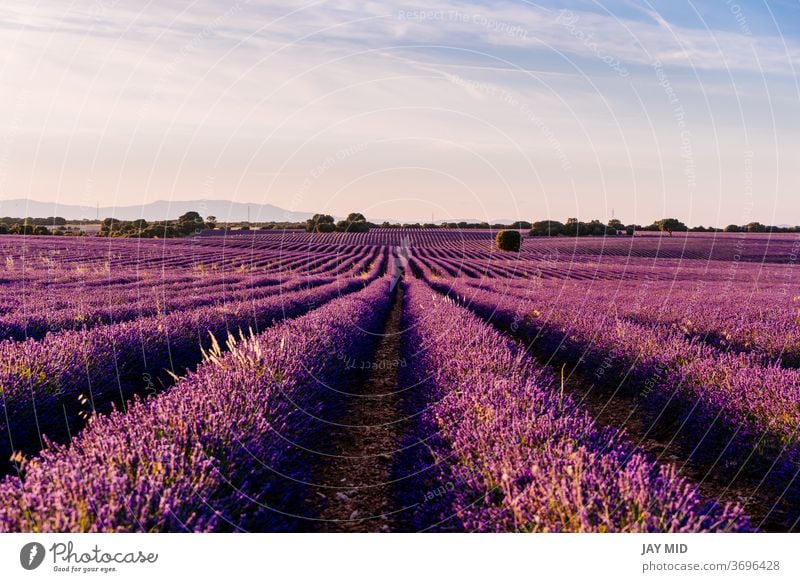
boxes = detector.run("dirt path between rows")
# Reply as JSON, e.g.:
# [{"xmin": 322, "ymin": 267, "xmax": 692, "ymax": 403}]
[{"xmin": 307, "ymin": 285, "xmax": 408, "ymax": 532}]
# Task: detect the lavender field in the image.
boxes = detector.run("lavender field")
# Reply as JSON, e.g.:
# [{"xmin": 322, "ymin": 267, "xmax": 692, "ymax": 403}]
[{"xmin": 0, "ymin": 230, "xmax": 798, "ymax": 532}]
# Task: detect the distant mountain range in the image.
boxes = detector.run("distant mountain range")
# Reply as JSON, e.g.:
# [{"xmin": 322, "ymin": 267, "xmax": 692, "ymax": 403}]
[
  {"xmin": 0, "ymin": 199, "xmax": 315, "ymax": 222},
  {"xmin": 0, "ymin": 198, "xmax": 522, "ymax": 225}
]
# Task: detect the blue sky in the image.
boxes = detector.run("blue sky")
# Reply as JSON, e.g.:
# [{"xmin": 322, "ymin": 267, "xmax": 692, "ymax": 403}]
[{"xmin": 0, "ymin": 0, "xmax": 798, "ymax": 225}]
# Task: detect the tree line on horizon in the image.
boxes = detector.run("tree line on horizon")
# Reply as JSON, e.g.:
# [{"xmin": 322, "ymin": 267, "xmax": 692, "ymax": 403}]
[
  {"xmin": 300, "ymin": 214, "xmax": 800, "ymax": 235},
  {"xmin": 1, "ymin": 210, "xmax": 798, "ymax": 237},
  {"xmin": 0, "ymin": 216, "xmax": 84, "ymax": 236},
  {"xmin": 528, "ymin": 218, "xmax": 800, "ymax": 236},
  {"xmin": 96, "ymin": 211, "xmax": 216, "ymax": 238}
]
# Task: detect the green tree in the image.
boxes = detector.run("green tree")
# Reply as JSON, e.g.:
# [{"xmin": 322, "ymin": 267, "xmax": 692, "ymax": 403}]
[
  {"xmin": 655, "ymin": 218, "xmax": 688, "ymax": 237},
  {"xmin": 563, "ymin": 217, "xmax": 581, "ymax": 236},
  {"xmin": 586, "ymin": 220, "xmax": 606, "ymax": 236},
  {"xmin": 131, "ymin": 219, "xmax": 148, "ymax": 236},
  {"xmin": 178, "ymin": 211, "xmax": 203, "ymax": 223},
  {"xmin": 530, "ymin": 220, "xmax": 564, "ymax": 237},
  {"xmin": 746, "ymin": 222, "xmax": 766, "ymax": 232},
  {"xmin": 175, "ymin": 211, "xmax": 206, "ymax": 236},
  {"xmin": 99, "ymin": 218, "xmax": 121, "ymax": 237},
  {"xmin": 305, "ymin": 214, "xmax": 335, "ymax": 232},
  {"xmin": 335, "ymin": 212, "xmax": 370, "ymax": 233},
  {"xmin": 496, "ymin": 230, "xmax": 522, "ymax": 251}
]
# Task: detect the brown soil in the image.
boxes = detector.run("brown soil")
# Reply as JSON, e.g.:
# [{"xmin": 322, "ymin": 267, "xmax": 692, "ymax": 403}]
[{"xmin": 307, "ymin": 285, "xmax": 408, "ymax": 532}]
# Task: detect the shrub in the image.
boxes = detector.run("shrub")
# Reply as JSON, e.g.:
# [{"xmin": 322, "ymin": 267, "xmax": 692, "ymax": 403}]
[
  {"xmin": 305, "ymin": 214, "xmax": 335, "ymax": 232},
  {"xmin": 496, "ymin": 230, "xmax": 522, "ymax": 252},
  {"xmin": 316, "ymin": 222, "xmax": 336, "ymax": 233},
  {"xmin": 336, "ymin": 212, "xmax": 370, "ymax": 233},
  {"xmin": 11, "ymin": 223, "xmax": 34, "ymax": 235}
]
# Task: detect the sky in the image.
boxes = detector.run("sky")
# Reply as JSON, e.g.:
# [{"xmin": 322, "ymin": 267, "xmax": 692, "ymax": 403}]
[{"xmin": 0, "ymin": 0, "xmax": 798, "ymax": 225}]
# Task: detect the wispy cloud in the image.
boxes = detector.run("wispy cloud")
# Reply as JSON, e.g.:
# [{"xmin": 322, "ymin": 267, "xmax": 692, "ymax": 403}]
[{"xmin": 0, "ymin": 0, "xmax": 797, "ymax": 224}]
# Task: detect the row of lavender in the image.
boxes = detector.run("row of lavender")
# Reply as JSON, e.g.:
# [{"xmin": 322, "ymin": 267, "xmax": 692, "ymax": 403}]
[
  {"xmin": 411, "ymin": 274, "xmax": 800, "ymax": 528},
  {"xmin": 0, "ymin": 232, "xmax": 793, "ymax": 531},
  {"xmin": 408, "ymin": 246, "xmax": 799, "ymax": 368},
  {"xmin": 0, "ymin": 273, "xmax": 748, "ymax": 532},
  {"xmin": 0, "ymin": 277, "xmax": 364, "ymax": 475},
  {"xmin": 0, "ymin": 242, "xmax": 382, "ymax": 339},
  {"xmin": 465, "ymin": 277, "xmax": 800, "ymax": 366},
  {"xmin": 0, "ymin": 279, "xmax": 393, "ymax": 532},
  {"xmin": 201, "ymin": 229, "xmax": 800, "ymax": 263},
  {"xmin": 0, "ymin": 274, "xmax": 321, "ymax": 340},
  {"xmin": 0, "ymin": 250, "xmax": 388, "ymax": 476},
  {"xmin": 7, "ymin": 229, "xmax": 786, "ymax": 270},
  {"xmin": 0, "ymin": 236, "xmax": 381, "ymax": 282},
  {"xmin": 0, "ymin": 244, "xmax": 381, "ymax": 321},
  {"xmin": 410, "ymin": 248, "xmax": 737, "ymax": 282},
  {"xmin": 398, "ymin": 279, "xmax": 748, "ymax": 531},
  {"xmin": 444, "ymin": 276, "xmax": 800, "ymax": 444}
]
